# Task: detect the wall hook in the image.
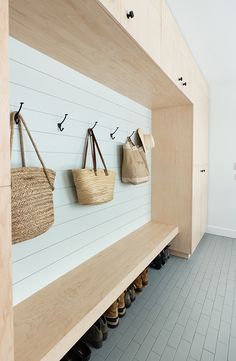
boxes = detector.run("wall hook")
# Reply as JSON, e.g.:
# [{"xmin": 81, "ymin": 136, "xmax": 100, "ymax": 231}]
[
  {"xmin": 110, "ymin": 127, "xmax": 119, "ymax": 140},
  {"xmin": 90, "ymin": 121, "xmax": 98, "ymax": 130},
  {"xmin": 14, "ymin": 102, "xmax": 24, "ymax": 124},
  {"xmin": 128, "ymin": 130, "xmax": 135, "ymax": 139},
  {"xmin": 57, "ymin": 114, "xmax": 68, "ymax": 132}
]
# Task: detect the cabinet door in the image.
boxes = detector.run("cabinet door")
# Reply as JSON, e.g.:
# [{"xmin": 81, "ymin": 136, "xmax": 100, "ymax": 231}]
[
  {"xmin": 98, "ymin": 0, "xmax": 121, "ymax": 22},
  {"xmin": 120, "ymin": 0, "xmax": 162, "ymax": 64},
  {"xmin": 161, "ymin": 1, "xmax": 195, "ymax": 101},
  {"xmin": 192, "ymin": 165, "xmax": 208, "ymax": 253},
  {"xmin": 193, "ymin": 95, "xmax": 209, "ymax": 165}
]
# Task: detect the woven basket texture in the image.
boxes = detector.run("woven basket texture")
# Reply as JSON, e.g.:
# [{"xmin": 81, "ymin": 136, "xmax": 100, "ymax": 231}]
[
  {"xmin": 11, "ymin": 167, "xmax": 56, "ymax": 244},
  {"xmin": 72, "ymin": 169, "xmax": 116, "ymax": 205}
]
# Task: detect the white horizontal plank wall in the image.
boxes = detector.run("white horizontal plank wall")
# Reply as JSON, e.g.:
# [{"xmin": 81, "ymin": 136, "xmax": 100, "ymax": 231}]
[{"xmin": 9, "ymin": 38, "xmax": 152, "ymax": 305}]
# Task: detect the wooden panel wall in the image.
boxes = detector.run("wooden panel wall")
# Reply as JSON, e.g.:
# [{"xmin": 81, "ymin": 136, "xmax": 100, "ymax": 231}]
[
  {"xmin": 0, "ymin": 1, "xmax": 14, "ymax": 360},
  {"xmin": 152, "ymin": 105, "xmax": 193, "ymax": 257},
  {"xmin": 9, "ymin": 38, "xmax": 152, "ymax": 305}
]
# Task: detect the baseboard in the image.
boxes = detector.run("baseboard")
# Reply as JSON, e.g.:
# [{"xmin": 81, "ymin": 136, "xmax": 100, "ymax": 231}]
[
  {"xmin": 169, "ymin": 249, "xmax": 190, "ymax": 259},
  {"xmin": 207, "ymin": 225, "xmax": 236, "ymax": 239}
]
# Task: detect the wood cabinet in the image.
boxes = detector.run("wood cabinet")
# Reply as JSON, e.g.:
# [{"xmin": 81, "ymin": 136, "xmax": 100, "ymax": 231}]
[
  {"xmin": 193, "ymin": 96, "xmax": 209, "ymax": 165},
  {"xmin": 192, "ymin": 165, "xmax": 208, "ymax": 253},
  {"xmin": 98, "ymin": 0, "xmax": 121, "ymax": 22},
  {"xmin": 161, "ymin": 1, "xmax": 197, "ymax": 102},
  {"xmin": 120, "ymin": 0, "xmax": 162, "ymax": 64}
]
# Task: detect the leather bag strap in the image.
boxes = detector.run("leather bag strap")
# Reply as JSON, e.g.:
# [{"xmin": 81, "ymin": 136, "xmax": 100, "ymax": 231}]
[{"xmin": 10, "ymin": 112, "xmax": 54, "ymax": 190}]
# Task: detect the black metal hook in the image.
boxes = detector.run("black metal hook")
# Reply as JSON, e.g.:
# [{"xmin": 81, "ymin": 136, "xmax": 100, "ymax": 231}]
[
  {"xmin": 14, "ymin": 102, "xmax": 24, "ymax": 124},
  {"xmin": 57, "ymin": 114, "xmax": 68, "ymax": 132},
  {"xmin": 110, "ymin": 127, "xmax": 119, "ymax": 140},
  {"xmin": 128, "ymin": 130, "xmax": 135, "ymax": 139},
  {"xmin": 90, "ymin": 121, "xmax": 98, "ymax": 130}
]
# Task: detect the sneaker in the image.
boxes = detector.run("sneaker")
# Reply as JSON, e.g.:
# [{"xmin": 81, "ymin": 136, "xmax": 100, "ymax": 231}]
[
  {"xmin": 134, "ymin": 275, "xmax": 143, "ymax": 292},
  {"xmin": 118, "ymin": 292, "xmax": 126, "ymax": 317},
  {"xmin": 81, "ymin": 322, "xmax": 103, "ymax": 349},
  {"xmin": 104, "ymin": 300, "xmax": 119, "ymax": 328},
  {"xmin": 141, "ymin": 268, "xmax": 149, "ymax": 286},
  {"xmin": 124, "ymin": 290, "xmax": 132, "ymax": 308}
]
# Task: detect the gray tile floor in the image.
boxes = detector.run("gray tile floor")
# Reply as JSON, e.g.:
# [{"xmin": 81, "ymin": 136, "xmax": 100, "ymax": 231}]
[{"xmin": 91, "ymin": 233, "xmax": 236, "ymax": 361}]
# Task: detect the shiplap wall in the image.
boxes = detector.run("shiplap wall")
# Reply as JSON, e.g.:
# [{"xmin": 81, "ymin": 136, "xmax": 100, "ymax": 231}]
[{"xmin": 10, "ymin": 38, "xmax": 152, "ymax": 306}]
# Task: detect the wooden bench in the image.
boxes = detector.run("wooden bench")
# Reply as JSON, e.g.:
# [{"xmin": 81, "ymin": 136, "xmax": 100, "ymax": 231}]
[{"xmin": 14, "ymin": 221, "xmax": 178, "ymax": 361}]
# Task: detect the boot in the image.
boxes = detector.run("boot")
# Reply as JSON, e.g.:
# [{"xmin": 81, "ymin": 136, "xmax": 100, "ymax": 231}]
[
  {"xmin": 81, "ymin": 322, "xmax": 103, "ymax": 349},
  {"xmin": 72, "ymin": 341, "xmax": 91, "ymax": 361},
  {"xmin": 104, "ymin": 300, "xmax": 119, "ymax": 328},
  {"xmin": 124, "ymin": 290, "xmax": 131, "ymax": 308},
  {"xmin": 98, "ymin": 316, "xmax": 108, "ymax": 340},
  {"xmin": 128, "ymin": 283, "xmax": 136, "ymax": 302},
  {"xmin": 134, "ymin": 275, "xmax": 143, "ymax": 292},
  {"xmin": 161, "ymin": 250, "xmax": 166, "ymax": 265},
  {"xmin": 141, "ymin": 268, "xmax": 149, "ymax": 286},
  {"xmin": 150, "ymin": 254, "xmax": 162, "ymax": 270},
  {"xmin": 118, "ymin": 292, "xmax": 126, "ymax": 317},
  {"xmin": 62, "ymin": 349, "xmax": 79, "ymax": 361}
]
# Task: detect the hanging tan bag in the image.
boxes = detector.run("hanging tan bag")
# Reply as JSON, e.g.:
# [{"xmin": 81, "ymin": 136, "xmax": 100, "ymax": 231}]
[
  {"xmin": 72, "ymin": 128, "xmax": 115, "ymax": 205},
  {"xmin": 10, "ymin": 112, "xmax": 56, "ymax": 244},
  {"xmin": 122, "ymin": 137, "xmax": 149, "ymax": 184}
]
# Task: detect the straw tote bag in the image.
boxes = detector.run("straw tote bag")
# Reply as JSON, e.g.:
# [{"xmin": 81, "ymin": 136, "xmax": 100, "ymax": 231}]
[
  {"xmin": 122, "ymin": 138, "xmax": 149, "ymax": 184},
  {"xmin": 72, "ymin": 128, "xmax": 115, "ymax": 205},
  {"xmin": 10, "ymin": 112, "xmax": 56, "ymax": 244}
]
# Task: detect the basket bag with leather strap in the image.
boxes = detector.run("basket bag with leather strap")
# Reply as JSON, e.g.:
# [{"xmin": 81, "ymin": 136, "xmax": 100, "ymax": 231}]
[
  {"xmin": 10, "ymin": 112, "xmax": 56, "ymax": 244},
  {"xmin": 72, "ymin": 128, "xmax": 115, "ymax": 205}
]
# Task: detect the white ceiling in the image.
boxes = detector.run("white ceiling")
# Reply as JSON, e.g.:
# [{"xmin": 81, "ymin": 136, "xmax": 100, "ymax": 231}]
[{"xmin": 166, "ymin": 0, "xmax": 236, "ymax": 86}]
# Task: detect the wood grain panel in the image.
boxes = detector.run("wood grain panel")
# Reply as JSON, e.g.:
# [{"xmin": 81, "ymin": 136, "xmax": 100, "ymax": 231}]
[
  {"xmin": 9, "ymin": 0, "xmax": 189, "ymax": 109},
  {"xmin": 152, "ymin": 105, "xmax": 193, "ymax": 257},
  {"xmin": 120, "ymin": 0, "xmax": 162, "ymax": 64},
  {"xmin": 98, "ymin": 0, "xmax": 121, "ymax": 21},
  {"xmin": 0, "ymin": 0, "xmax": 10, "ymax": 186},
  {"xmin": 0, "ymin": 187, "xmax": 14, "ymax": 361},
  {"xmin": 14, "ymin": 221, "xmax": 178, "ymax": 361}
]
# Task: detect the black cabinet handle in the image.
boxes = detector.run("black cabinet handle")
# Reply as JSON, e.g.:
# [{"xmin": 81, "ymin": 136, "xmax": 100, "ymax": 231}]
[
  {"xmin": 182, "ymin": 82, "xmax": 187, "ymax": 86},
  {"xmin": 178, "ymin": 77, "xmax": 183, "ymax": 81},
  {"xmin": 200, "ymin": 169, "xmax": 206, "ymax": 172},
  {"xmin": 127, "ymin": 10, "xmax": 135, "ymax": 19}
]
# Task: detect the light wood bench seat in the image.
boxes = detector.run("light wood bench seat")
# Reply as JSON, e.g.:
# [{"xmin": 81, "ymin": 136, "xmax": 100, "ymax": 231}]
[{"xmin": 14, "ymin": 221, "xmax": 178, "ymax": 361}]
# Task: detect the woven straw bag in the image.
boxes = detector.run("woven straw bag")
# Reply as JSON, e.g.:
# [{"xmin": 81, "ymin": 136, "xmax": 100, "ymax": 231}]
[
  {"xmin": 10, "ymin": 112, "xmax": 56, "ymax": 244},
  {"xmin": 122, "ymin": 137, "xmax": 149, "ymax": 184},
  {"xmin": 72, "ymin": 128, "xmax": 115, "ymax": 205}
]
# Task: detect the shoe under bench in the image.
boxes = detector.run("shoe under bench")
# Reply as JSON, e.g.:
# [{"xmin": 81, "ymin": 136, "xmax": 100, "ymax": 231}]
[{"xmin": 14, "ymin": 221, "xmax": 178, "ymax": 361}]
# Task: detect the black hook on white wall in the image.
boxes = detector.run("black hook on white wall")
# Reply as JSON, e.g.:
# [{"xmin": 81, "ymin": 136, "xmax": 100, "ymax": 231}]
[
  {"xmin": 128, "ymin": 130, "xmax": 135, "ymax": 140},
  {"xmin": 14, "ymin": 102, "xmax": 24, "ymax": 124},
  {"xmin": 110, "ymin": 127, "xmax": 119, "ymax": 140},
  {"xmin": 57, "ymin": 114, "xmax": 68, "ymax": 132},
  {"xmin": 90, "ymin": 121, "xmax": 98, "ymax": 130}
]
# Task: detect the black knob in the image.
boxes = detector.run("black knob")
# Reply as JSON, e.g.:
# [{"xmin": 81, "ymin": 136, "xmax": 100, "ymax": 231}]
[
  {"xmin": 200, "ymin": 169, "xmax": 206, "ymax": 172},
  {"xmin": 127, "ymin": 10, "xmax": 135, "ymax": 19},
  {"xmin": 182, "ymin": 82, "xmax": 187, "ymax": 86},
  {"xmin": 178, "ymin": 77, "xmax": 183, "ymax": 81}
]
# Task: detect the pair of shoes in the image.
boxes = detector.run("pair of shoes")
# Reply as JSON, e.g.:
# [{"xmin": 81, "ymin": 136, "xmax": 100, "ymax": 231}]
[
  {"xmin": 104, "ymin": 291, "xmax": 127, "ymax": 328},
  {"xmin": 81, "ymin": 316, "xmax": 108, "ymax": 349},
  {"xmin": 134, "ymin": 268, "xmax": 149, "ymax": 292},
  {"xmin": 127, "ymin": 283, "xmax": 136, "ymax": 303},
  {"xmin": 104, "ymin": 300, "xmax": 119, "ymax": 328},
  {"xmin": 124, "ymin": 283, "xmax": 136, "ymax": 308},
  {"xmin": 61, "ymin": 341, "xmax": 91, "ymax": 361}
]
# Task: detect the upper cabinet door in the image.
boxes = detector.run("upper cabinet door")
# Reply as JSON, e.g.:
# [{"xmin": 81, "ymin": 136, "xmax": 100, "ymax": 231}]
[
  {"xmin": 120, "ymin": 0, "xmax": 162, "ymax": 64},
  {"xmin": 161, "ymin": 1, "xmax": 196, "ymax": 101},
  {"xmin": 98, "ymin": 0, "xmax": 121, "ymax": 22}
]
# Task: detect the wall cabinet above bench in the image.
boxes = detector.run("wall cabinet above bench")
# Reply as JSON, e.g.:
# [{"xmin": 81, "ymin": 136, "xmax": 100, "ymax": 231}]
[{"xmin": 99, "ymin": 0, "xmax": 208, "ymax": 104}]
